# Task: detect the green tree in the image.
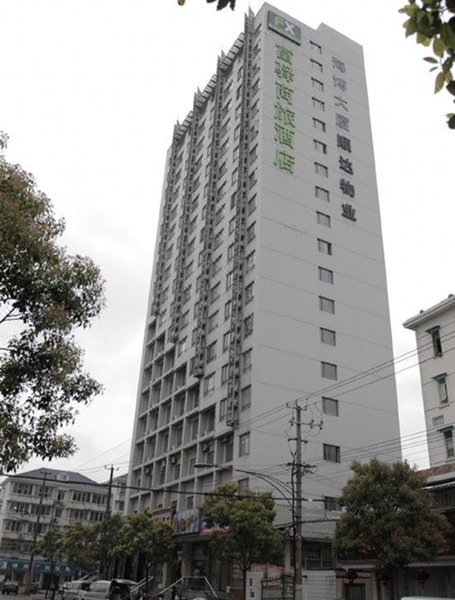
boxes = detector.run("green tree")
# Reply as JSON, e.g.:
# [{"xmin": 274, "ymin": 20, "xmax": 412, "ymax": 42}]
[
  {"xmin": 200, "ymin": 482, "xmax": 283, "ymax": 600},
  {"xmin": 92, "ymin": 513, "xmax": 127, "ymax": 578},
  {"xmin": 0, "ymin": 133, "xmax": 105, "ymax": 471},
  {"xmin": 117, "ymin": 511, "xmax": 176, "ymax": 596},
  {"xmin": 36, "ymin": 528, "xmax": 65, "ymax": 594},
  {"xmin": 400, "ymin": 0, "xmax": 455, "ymax": 127},
  {"xmin": 63, "ymin": 521, "xmax": 98, "ymax": 576},
  {"xmin": 333, "ymin": 459, "xmax": 449, "ymax": 597}
]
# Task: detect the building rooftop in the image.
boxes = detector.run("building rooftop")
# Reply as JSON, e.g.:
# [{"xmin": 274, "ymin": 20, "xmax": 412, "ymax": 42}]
[
  {"xmin": 6, "ymin": 468, "xmax": 99, "ymax": 486},
  {"xmin": 403, "ymin": 294, "xmax": 455, "ymax": 330}
]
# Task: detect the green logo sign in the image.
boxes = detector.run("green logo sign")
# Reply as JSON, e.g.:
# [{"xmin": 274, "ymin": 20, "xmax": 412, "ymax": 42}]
[{"xmin": 268, "ymin": 11, "xmax": 301, "ymax": 45}]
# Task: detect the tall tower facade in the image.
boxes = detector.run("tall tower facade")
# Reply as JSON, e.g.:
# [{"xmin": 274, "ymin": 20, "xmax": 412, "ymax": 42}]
[{"xmin": 127, "ymin": 4, "xmax": 401, "ymax": 525}]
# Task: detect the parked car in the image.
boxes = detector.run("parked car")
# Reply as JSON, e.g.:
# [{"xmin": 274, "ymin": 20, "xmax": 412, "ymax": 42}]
[
  {"xmin": 83, "ymin": 580, "xmax": 137, "ymax": 600},
  {"xmin": 2, "ymin": 581, "xmax": 19, "ymax": 595},
  {"xmin": 61, "ymin": 580, "xmax": 92, "ymax": 600}
]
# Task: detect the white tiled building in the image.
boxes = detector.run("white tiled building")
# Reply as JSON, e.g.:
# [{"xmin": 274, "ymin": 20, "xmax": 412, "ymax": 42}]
[
  {"xmin": 404, "ymin": 295, "xmax": 455, "ymax": 467},
  {"xmin": 128, "ymin": 3, "xmax": 400, "ymax": 537},
  {"xmin": 0, "ymin": 469, "xmax": 108, "ymax": 558}
]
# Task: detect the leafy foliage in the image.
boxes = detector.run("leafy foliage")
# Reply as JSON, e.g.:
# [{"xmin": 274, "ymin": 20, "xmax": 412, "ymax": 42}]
[
  {"xmin": 117, "ymin": 512, "xmax": 176, "ymax": 592},
  {"xmin": 63, "ymin": 521, "xmax": 98, "ymax": 574},
  {"xmin": 0, "ymin": 134, "xmax": 105, "ymax": 471},
  {"xmin": 400, "ymin": 0, "xmax": 455, "ymax": 127},
  {"xmin": 177, "ymin": 0, "xmax": 236, "ymax": 10},
  {"xmin": 200, "ymin": 483, "xmax": 283, "ymax": 596},
  {"xmin": 36, "ymin": 527, "xmax": 65, "ymax": 563},
  {"xmin": 333, "ymin": 459, "xmax": 449, "ymax": 569},
  {"xmin": 92, "ymin": 513, "xmax": 126, "ymax": 578}
]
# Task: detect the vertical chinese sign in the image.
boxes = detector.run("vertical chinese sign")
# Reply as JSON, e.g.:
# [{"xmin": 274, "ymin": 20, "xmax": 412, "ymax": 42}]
[
  {"xmin": 267, "ymin": 11, "xmax": 301, "ymax": 176},
  {"xmin": 332, "ymin": 56, "xmax": 357, "ymax": 221}
]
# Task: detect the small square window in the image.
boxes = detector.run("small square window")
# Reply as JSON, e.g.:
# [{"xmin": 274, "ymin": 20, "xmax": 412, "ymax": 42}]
[
  {"xmin": 245, "ymin": 282, "xmax": 254, "ymax": 304},
  {"xmin": 315, "ymin": 186, "xmax": 330, "ymax": 202},
  {"xmin": 247, "ymin": 223, "xmax": 256, "ymax": 243},
  {"xmin": 318, "ymin": 239, "xmax": 332, "ymax": 255},
  {"xmin": 226, "ymin": 271, "xmax": 233, "ymax": 290},
  {"xmin": 317, "ymin": 212, "xmax": 331, "ymax": 227},
  {"xmin": 313, "ymin": 118, "xmax": 326, "ymax": 132},
  {"xmin": 324, "ymin": 496, "xmax": 338, "ymax": 511},
  {"xmin": 318, "ymin": 267, "xmax": 334, "ymax": 284},
  {"xmin": 321, "ymin": 361, "xmax": 337, "ymax": 380},
  {"xmin": 323, "ymin": 443, "xmax": 340, "ymax": 463},
  {"xmin": 319, "ymin": 296, "xmax": 335, "ymax": 314},
  {"xmin": 315, "ymin": 162, "xmax": 328, "ymax": 177},
  {"xmin": 322, "ymin": 397, "xmax": 339, "ymax": 416},
  {"xmin": 320, "ymin": 328, "xmax": 336, "ymax": 346},
  {"xmin": 311, "ymin": 59, "xmax": 323, "ymax": 72},
  {"xmin": 311, "ymin": 78, "xmax": 324, "ymax": 91},
  {"xmin": 310, "ymin": 41, "xmax": 322, "ymax": 54},
  {"xmin": 312, "ymin": 97, "xmax": 325, "ymax": 111},
  {"xmin": 229, "ymin": 217, "xmax": 236, "ymax": 234},
  {"xmin": 313, "ymin": 139, "xmax": 327, "ymax": 154}
]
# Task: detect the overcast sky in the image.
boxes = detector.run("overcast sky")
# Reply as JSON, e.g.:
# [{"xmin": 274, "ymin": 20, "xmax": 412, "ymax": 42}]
[{"xmin": 1, "ymin": 0, "xmax": 453, "ymax": 482}]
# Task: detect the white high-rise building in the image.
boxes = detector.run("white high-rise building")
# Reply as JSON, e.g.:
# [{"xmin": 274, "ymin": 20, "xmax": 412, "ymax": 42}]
[
  {"xmin": 404, "ymin": 295, "xmax": 455, "ymax": 467},
  {"xmin": 127, "ymin": 3, "xmax": 401, "ymax": 534}
]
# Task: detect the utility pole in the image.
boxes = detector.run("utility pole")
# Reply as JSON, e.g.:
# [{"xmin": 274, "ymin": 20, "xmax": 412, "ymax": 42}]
[
  {"xmin": 104, "ymin": 464, "xmax": 117, "ymax": 516},
  {"xmin": 294, "ymin": 405, "xmax": 303, "ymax": 600},
  {"xmin": 26, "ymin": 471, "xmax": 49, "ymax": 594}
]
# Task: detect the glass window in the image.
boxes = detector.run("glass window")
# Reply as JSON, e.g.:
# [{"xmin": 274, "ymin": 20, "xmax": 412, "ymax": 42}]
[
  {"xmin": 434, "ymin": 374, "xmax": 449, "ymax": 404},
  {"xmin": 321, "ymin": 361, "xmax": 337, "ymax": 380},
  {"xmin": 319, "ymin": 296, "xmax": 335, "ymax": 314},
  {"xmin": 313, "ymin": 139, "xmax": 327, "ymax": 154},
  {"xmin": 313, "ymin": 118, "xmax": 326, "ymax": 132},
  {"xmin": 318, "ymin": 239, "xmax": 332, "ymax": 255},
  {"xmin": 242, "ymin": 348, "xmax": 252, "ymax": 370},
  {"xmin": 311, "ymin": 78, "xmax": 324, "ymax": 91},
  {"xmin": 315, "ymin": 162, "xmax": 328, "ymax": 177},
  {"xmin": 244, "ymin": 315, "xmax": 254, "ymax": 336},
  {"xmin": 311, "ymin": 59, "xmax": 323, "ymax": 72},
  {"xmin": 241, "ymin": 386, "xmax": 251, "ymax": 410},
  {"xmin": 315, "ymin": 186, "xmax": 329, "ymax": 202},
  {"xmin": 317, "ymin": 212, "xmax": 331, "ymax": 227},
  {"xmin": 245, "ymin": 282, "xmax": 254, "ymax": 304},
  {"xmin": 322, "ymin": 397, "xmax": 339, "ymax": 416},
  {"xmin": 320, "ymin": 328, "xmax": 336, "ymax": 346},
  {"xmin": 206, "ymin": 342, "xmax": 217, "ymax": 363},
  {"xmin": 323, "ymin": 443, "xmax": 340, "ymax": 463},
  {"xmin": 203, "ymin": 373, "xmax": 215, "ymax": 395},
  {"xmin": 318, "ymin": 267, "xmax": 334, "ymax": 284},
  {"xmin": 312, "ymin": 97, "xmax": 325, "ymax": 111},
  {"xmin": 239, "ymin": 432, "xmax": 250, "ymax": 457},
  {"xmin": 221, "ymin": 364, "xmax": 229, "ymax": 385},
  {"xmin": 444, "ymin": 429, "xmax": 454, "ymax": 459}
]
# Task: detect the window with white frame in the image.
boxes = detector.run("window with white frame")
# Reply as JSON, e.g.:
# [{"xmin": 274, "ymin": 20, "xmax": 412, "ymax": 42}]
[
  {"xmin": 444, "ymin": 428, "xmax": 454, "ymax": 459},
  {"xmin": 317, "ymin": 212, "xmax": 331, "ymax": 227},
  {"xmin": 318, "ymin": 239, "xmax": 332, "ymax": 255}
]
